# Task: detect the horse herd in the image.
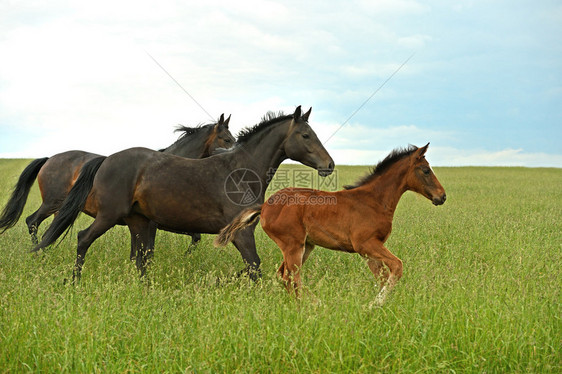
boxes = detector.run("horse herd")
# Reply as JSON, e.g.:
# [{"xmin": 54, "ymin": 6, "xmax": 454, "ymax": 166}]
[{"xmin": 0, "ymin": 106, "xmax": 446, "ymax": 306}]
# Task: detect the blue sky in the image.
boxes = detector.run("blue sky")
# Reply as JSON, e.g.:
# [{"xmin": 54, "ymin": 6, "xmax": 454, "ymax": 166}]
[{"xmin": 1, "ymin": 0, "xmax": 561, "ymax": 166}]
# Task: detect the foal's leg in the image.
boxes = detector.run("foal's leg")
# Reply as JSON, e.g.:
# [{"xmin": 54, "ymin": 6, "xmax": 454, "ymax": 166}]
[
  {"xmin": 280, "ymin": 243, "xmax": 306, "ymax": 295},
  {"xmin": 286, "ymin": 241, "xmax": 315, "ymax": 296},
  {"xmin": 277, "ymin": 241, "xmax": 314, "ymax": 282},
  {"xmin": 268, "ymin": 234, "xmax": 306, "ymax": 295},
  {"xmin": 279, "ymin": 241, "xmax": 314, "ymax": 281},
  {"xmin": 366, "ymin": 259, "xmax": 388, "ymax": 287},
  {"xmin": 302, "ymin": 241, "xmax": 315, "ymax": 265},
  {"xmin": 354, "ymin": 238, "xmax": 403, "ymax": 307}
]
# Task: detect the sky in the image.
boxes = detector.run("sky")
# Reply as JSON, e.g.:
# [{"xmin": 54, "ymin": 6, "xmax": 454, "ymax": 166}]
[{"xmin": 0, "ymin": 0, "xmax": 561, "ymax": 167}]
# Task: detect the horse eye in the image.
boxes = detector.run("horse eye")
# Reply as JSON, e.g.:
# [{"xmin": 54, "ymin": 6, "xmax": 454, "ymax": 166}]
[
  {"xmin": 224, "ymin": 138, "xmax": 231, "ymax": 143},
  {"xmin": 423, "ymin": 168, "xmax": 431, "ymax": 175},
  {"xmin": 302, "ymin": 133, "xmax": 310, "ymax": 139}
]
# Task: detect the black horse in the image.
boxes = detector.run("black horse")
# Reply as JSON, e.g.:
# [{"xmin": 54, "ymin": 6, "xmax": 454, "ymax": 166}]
[
  {"xmin": 0, "ymin": 114, "xmax": 234, "ymax": 249},
  {"xmin": 34, "ymin": 106, "xmax": 334, "ymax": 280}
]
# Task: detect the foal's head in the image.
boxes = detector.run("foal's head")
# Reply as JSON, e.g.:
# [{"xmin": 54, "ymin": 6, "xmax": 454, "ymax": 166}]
[
  {"xmin": 406, "ymin": 143, "xmax": 446, "ymax": 205},
  {"xmin": 283, "ymin": 106, "xmax": 335, "ymax": 176}
]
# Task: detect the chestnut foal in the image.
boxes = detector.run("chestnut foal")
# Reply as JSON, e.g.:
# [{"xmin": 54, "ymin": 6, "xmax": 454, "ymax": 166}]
[{"xmin": 216, "ymin": 144, "xmax": 446, "ymax": 306}]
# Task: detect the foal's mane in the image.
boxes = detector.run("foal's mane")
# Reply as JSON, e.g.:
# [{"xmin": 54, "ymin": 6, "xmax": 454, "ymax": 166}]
[
  {"xmin": 344, "ymin": 145, "xmax": 419, "ymax": 190},
  {"xmin": 236, "ymin": 111, "xmax": 294, "ymax": 144}
]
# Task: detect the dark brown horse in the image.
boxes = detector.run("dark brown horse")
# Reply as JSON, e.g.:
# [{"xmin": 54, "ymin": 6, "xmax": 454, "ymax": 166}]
[
  {"xmin": 0, "ymin": 115, "xmax": 234, "ymax": 249},
  {"xmin": 216, "ymin": 144, "xmax": 446, "ymax": 306},
  {"xmin": 34, "ymin": 106, "xmax": 334, "ymax": 281}
]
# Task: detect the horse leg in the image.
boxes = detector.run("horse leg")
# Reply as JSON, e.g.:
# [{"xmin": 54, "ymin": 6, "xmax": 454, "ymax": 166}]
[
  {"xmin": 270, "ymin": 235, "xmax": 307, "ymax": 296},
  {"xmin": 279, "ymin": 242, "xmax": 306, "ymax": 296},
  {"xmin": 73, "ymin": 217, "xmax": 116, "ymax": 282},
  {"xmin": 129, "ymin": 220, "xmax": 157, "ymax": 262},
  {"xmin": 231, "ymin": 225, "xmax": 261, "ymax": 281},
  {"xmin": 366, "ymin": 258, "xmax": 388, "ymax": 287},
  {"xmin": 143, "ymin": 220, "xmax": 157, "ymax": 275},
  {"xmin": 25, "ymin": 203, "xmax": 58, "ymax": 245},
  {"xmin": 277, "ymin": 241, "xmax": 314, "ymax": 291},
  {"xmin": 354, "ymin": 239, "xmax": 403, "ymax": 307},
  {"xmin": 125, "ymin": 215, "xmax": 155, "ymax": 277},
  {"xmin": 302, "ymin": 241, "xmax": 315, "ymax": 265},
  {"xmin": 129, "ymin": 227, "xmax": 138, "ymax": 262},
  {"xmin": 185, "ymin": 233, "xmax": 201, "ymax": 254}
]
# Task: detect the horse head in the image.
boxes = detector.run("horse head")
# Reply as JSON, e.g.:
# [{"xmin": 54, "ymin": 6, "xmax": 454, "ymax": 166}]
[
  {"xmin": 283, "ymin": 106, "xmax": 334, "ymax": 177},
  {"xmin": 406, "ymin": 143, "xmax": 446, "ymax": 205},
  {"xmin": 208, "ymin": 114, "xmax": 235, "ymax": 153}
]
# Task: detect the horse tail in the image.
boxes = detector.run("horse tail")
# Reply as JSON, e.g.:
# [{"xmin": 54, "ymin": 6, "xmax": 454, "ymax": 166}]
[
  {"xmin": 214, "ymin": 205, "xmax": 262, "ymax": 247},
  {"xmin": 32, "ymin": 156, "xmax": 106, "ymax": 252},
  {"xmin": 0, "ymin": 157, "xmax": 49, "ymax": 234}
]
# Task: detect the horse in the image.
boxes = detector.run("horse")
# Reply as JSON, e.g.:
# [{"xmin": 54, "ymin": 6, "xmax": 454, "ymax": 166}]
[
  {"xmin": 215, "ymin": 144, "xmax": 446, "ymax": 306},
  {"xmin": 0, "ymin": 114, "xmax": 234, "ymax": 251},
  {"xmin": 33, "ymin": 106, "xmax": 335, "ymax": 282}
]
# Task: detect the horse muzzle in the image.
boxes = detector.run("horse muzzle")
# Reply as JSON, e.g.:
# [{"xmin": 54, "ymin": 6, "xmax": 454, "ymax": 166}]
[
  {"xmin": 432, "ymin": 193, "xmax": 447, "ymax": 206},
  {"xmin": 318, "ymin": 161, "xmax": 335, "ymax": 177}
]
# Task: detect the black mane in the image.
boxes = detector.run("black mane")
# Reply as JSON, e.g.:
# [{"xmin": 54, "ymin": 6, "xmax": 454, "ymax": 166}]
[
  {"xmin": 158, "ymin": 123, "xmax": 214, "ymax": 152},
  {"xmin": 174, "ymin": 123, "xmax": 214, "ymax": 139},
  {"xmin": 236, "ymin": 111, "xmax": 293, "ymax": 144},
  {"xmin": 344, "ymin": 145, "xmax": 418, "ymax": 190}
]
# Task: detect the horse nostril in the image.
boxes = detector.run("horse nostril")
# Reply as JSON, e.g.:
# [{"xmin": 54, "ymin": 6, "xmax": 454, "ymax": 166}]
[
  {"xmin": 319, "ymin": 161, "xmax": 334, "ymax": 177},
  {"xmin": 433, "ymin": 193, "xmax": 446, "ymax": 206}
]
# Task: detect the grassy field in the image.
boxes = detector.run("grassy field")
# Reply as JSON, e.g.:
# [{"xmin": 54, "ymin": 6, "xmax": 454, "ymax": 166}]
[{"xmin": 0, "ymin": 159, "xmax": 560, "ymax": 372}]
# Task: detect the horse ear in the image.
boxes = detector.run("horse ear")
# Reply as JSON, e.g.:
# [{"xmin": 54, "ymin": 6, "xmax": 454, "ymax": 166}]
[
  {"xmin": 223, "ymin": 114, "xmax": 231, "ymax": 128},
  {"xmin": 218, "ymin": 113, "xmax": 225, "ymax": 125},
  {"xmin": 302, "ymin": 107, "xmax": 312, "ymax": 122},
  {"xmin": 417, "ymin": 143, "xmax": 430, "ymax": 158},
  {"xmin": 293, "ymin": 105, "xmax": 302, "ymax": 120}
]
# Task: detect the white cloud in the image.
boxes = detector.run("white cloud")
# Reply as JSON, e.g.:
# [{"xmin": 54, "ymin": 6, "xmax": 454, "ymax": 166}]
[
  {"xmin": 318, "ymin": 146, "xmax": 562, "ymax": 168},
  {"xmin": 310, "ymin": 123, "xmax": 562, "ymax": 167},
  {"xmin": 428, "ymin": 147, "xmax": 562, "ymax": 168},
  {"xmin": 357, "ymin": 0, "xmax": 430, "ymax": 15},
  {"xmin": 397, "ymin": 34, "xmax": 432, "ymax": 49},
  {"xmin": 317, "ymin": 123, "xmax": 454, "ymax": 150}
]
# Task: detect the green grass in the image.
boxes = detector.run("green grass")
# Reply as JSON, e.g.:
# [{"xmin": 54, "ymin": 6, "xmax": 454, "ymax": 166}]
[{"xmin": 0, "ymin": 159, "xmax": 560, "ymax": 372}]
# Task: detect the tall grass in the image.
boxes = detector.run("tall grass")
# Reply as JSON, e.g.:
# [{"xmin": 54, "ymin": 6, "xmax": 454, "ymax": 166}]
[{"xmin": 0, "ymin": 160, "xmax": 560, "ymax": 372}]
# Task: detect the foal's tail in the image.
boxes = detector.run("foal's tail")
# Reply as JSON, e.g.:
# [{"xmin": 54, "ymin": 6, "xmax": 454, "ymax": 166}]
[
  {"xmin": 32, "ymin": 156, "xmax": 106, "ymax": 252},
  {"xmin": 0, "ymin": 157, "xmax": 49, "ymax": 234},
  {"xmin": 214, "ymin": 205, "xmax": 262, "ymax": 247}
]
